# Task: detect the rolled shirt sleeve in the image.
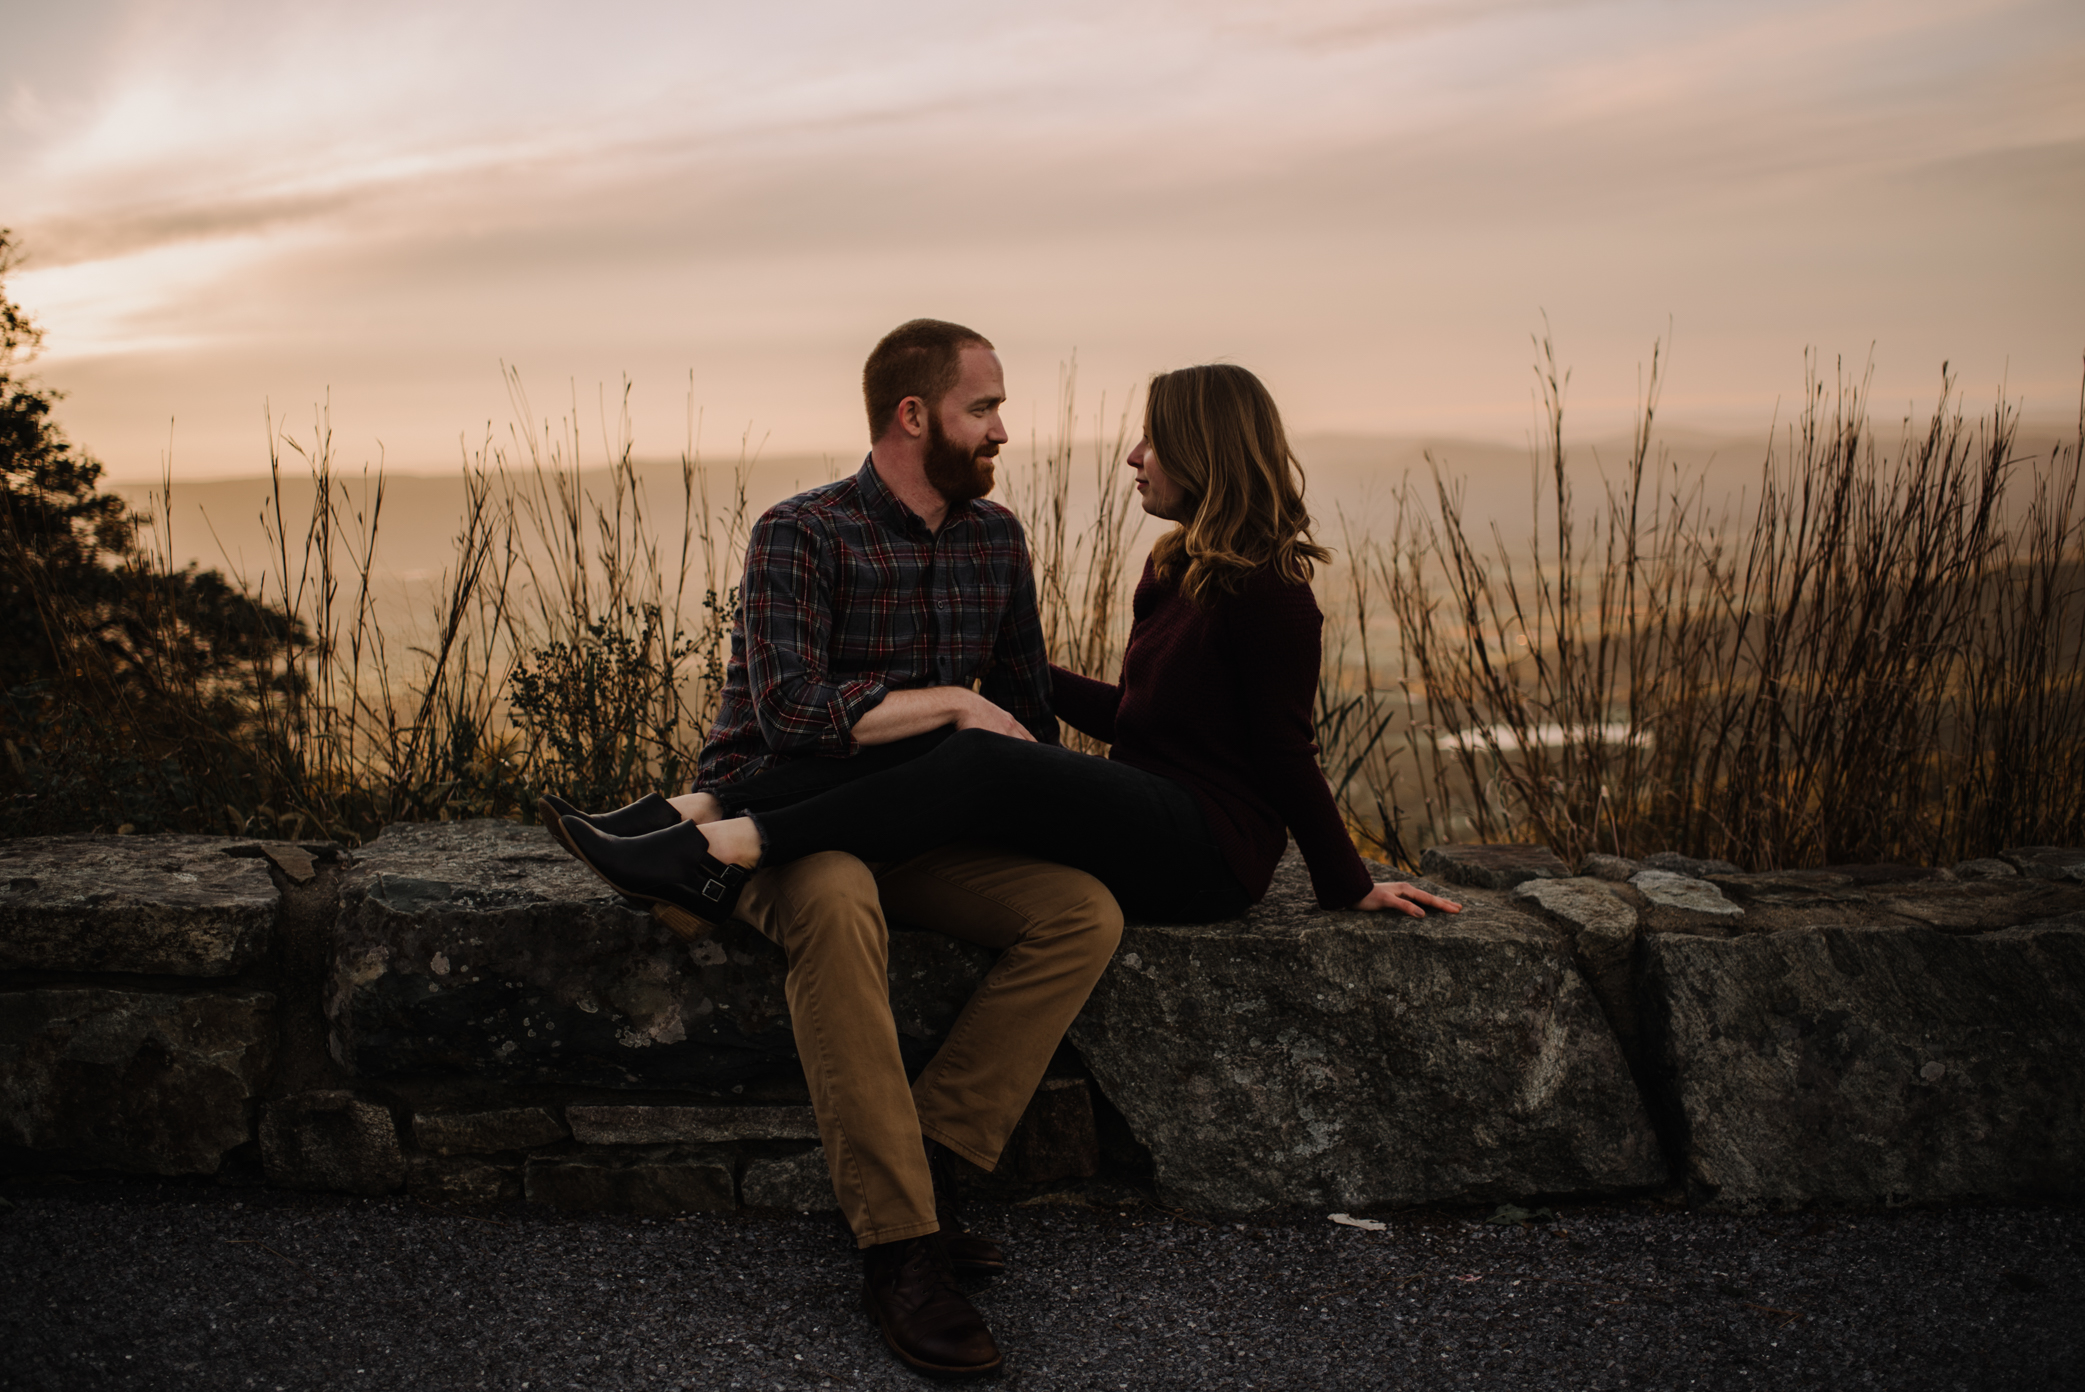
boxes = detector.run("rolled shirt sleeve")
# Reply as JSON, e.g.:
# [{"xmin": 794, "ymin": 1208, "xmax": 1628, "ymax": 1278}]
[
  {"xmin": 740, "ymin": 511, "xmax": 887, "ymax": 756},
  {"xmin": 696, "ymin": 458, "xmax": 1049, "ymax": 794}
]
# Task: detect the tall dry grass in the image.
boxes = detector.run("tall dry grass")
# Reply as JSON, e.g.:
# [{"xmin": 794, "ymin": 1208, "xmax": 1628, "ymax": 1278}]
[
  {"xmin": 496, "ymin": 370, "xmax": 750, "ymax": 810},
  {"xmin": 67, "ymin": 373, "xmax": 759, "ymax": 844},
  {"xmin": 24, "ymin": 367, "xmax": 1138, "ymax": 843},
  {"xmin": 1339, "ymin": 338, "xmax": 2085, "ymax": 869},
  {"xmin": 18, "ymin": 343, "xmax": 2079, "ymax": 870},
  {"xmin": 232, "ymin": 400, "xmax": 520, "ymax": 839},
  {"xmin": 1004, "ymin": 358, "xmax": 1146, "ymax": 752}
]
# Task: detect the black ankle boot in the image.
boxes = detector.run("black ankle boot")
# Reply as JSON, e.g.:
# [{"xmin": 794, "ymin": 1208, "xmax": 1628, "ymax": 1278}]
[
  {"xmin": 537, "ymin": 791, "xmax": 681, "ymax": 861},
  {"xmin": 560, "ymin": 816, "xmax": 751, "ymax": 941}
]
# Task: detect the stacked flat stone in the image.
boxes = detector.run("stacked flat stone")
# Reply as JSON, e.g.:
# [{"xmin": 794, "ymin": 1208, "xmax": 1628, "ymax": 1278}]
[
  {"xmin": 4, "ymin": 825, "xmax": 2082, "ymax": 1215},
  {"xmin": 0, "ymin": 822, "xmax": 1099, "ymax": 1214},
  {"xmin": 0, "ymin": 836, "xmax": 285, "ymax": 1176}
]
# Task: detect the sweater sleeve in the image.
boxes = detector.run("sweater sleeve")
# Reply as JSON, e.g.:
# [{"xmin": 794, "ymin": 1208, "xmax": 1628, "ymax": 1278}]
[
  {"xmin": 1048, "ymin": 664, "xmax": 1122, "ymax": 744},
  {"xmin": 1226, "ymin": 578, "xmax": 1377, "ymax": 909}
]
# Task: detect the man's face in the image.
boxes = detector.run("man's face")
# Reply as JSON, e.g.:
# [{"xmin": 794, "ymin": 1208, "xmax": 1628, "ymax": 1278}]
[{"xmin": 922, "ymin": 345, "xmax": 1009, "ymax": 505}]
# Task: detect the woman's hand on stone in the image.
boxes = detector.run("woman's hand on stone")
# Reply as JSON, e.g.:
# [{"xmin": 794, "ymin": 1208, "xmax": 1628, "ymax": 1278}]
[{"xmin": 1351, "ymin": 882, "xmax": 1463, "ymax": 916}]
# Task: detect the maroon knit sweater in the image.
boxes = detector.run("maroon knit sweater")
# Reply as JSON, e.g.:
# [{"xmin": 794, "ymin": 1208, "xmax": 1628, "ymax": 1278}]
[{"xmin": 1049, "ymin": 556, "xmax": 1375, "ymax": 909}]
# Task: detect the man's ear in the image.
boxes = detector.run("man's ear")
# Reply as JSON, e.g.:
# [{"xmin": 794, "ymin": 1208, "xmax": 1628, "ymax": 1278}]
[{"xmin": 894, "ymin": 394, "xmax": 929, "ymax": 440}]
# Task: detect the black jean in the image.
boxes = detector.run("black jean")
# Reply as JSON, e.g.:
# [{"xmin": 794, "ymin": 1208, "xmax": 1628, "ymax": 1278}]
[
  {"xmin": 750, "ymin": 728, "xmax": 1250, "ymax": 924},
  {"xmin": 716, "ymin": 728, "xmax": 956, "ymax": 815}
]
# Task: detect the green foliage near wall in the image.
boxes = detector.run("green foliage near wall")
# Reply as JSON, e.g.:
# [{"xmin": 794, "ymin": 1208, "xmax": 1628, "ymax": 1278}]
[{"xmin": 509, "ymin": 605, "xmax": 699, "ymax": 814}]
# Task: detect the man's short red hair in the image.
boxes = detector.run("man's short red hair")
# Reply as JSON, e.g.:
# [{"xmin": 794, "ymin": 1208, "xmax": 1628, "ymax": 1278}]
[{"xmin": 862, "ymin": 319, "xmax": 993, "ymax": 441}]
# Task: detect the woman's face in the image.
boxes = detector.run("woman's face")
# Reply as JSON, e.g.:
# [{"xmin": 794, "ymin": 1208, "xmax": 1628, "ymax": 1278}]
[{"xmin": 1128, "ymin": 432, "xmax": 1194, "ymax": 522}]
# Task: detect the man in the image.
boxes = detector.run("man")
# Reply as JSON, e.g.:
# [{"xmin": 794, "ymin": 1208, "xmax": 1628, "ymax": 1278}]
[{"xmin": 566, "ymin": 319, "xmax": 1121, "ymax": 1379}]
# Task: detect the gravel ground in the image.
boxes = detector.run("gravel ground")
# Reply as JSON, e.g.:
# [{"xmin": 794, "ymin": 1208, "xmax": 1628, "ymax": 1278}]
[{"xmin": 1, "ymin": 1181, "xmax": 2077, "ymax": 1391}]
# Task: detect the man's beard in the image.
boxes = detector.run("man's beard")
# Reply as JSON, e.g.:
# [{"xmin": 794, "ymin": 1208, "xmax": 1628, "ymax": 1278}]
[{"xmin": 924, "ymin": 411, "xmax": 997, "ymax": 505}]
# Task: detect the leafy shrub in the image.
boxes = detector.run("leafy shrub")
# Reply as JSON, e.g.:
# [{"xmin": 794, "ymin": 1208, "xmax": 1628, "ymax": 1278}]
[{"xmin": 509, "ymin": 604, "xmax": 699, "ymax": 811}]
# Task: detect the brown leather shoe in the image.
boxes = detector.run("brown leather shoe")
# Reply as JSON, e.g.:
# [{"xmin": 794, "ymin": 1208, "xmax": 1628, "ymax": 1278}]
[
  {"xmin": 943, "ymin": 1229, "xmax": 1005, "ymax": 1279},
  {"xmin": 862, "ymin": 1235, "xmax": 1003, "ymax": 1379}
]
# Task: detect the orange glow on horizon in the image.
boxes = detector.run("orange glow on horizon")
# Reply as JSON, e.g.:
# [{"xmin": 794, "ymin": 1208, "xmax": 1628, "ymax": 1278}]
[{"xmin": 4, "ymin": 0, "xmax": 2080, "ymax": 480}]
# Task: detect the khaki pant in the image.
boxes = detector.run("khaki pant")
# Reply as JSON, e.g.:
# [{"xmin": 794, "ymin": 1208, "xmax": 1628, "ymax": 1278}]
[{"xmin": 735, "ymin": 844, "xmax": 1122, "ymax": 1248}]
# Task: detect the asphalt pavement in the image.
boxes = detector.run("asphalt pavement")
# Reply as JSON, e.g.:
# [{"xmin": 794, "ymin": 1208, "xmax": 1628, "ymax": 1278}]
[{"xmin": 1, "ymin": 1180, "xmax": 2076, "ymax": 1390}]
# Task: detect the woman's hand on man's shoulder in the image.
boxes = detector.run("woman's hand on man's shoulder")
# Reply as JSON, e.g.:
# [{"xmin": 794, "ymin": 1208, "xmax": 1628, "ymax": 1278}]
[{"xmin": 1351, "ymin": 882, "xmax": 1463, "ymax": 916}]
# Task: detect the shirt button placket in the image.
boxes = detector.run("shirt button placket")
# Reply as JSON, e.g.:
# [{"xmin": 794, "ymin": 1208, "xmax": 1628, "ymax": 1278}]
[{"xmin": 926, "ymin": 532, "xmax": 953, "ymax": 683}]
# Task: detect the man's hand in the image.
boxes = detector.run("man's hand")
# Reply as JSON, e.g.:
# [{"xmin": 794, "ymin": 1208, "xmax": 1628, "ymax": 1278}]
[
  {"xmin": 852, "ymin": 686, "xmax": 1037, "ymax": 745},
  {"xmin": 1351, "ymin": 882, "xmax": 1463, "ymax": 916},
  {"xmin": 949, "ymin": 688, "xmax": 1036, "ymax": 741}
]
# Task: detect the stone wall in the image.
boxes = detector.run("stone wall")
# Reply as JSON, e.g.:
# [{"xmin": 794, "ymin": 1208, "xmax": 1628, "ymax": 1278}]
[{"xmin": 4, "ymin": 824, "xmax": 2081, "ymax": 1215}]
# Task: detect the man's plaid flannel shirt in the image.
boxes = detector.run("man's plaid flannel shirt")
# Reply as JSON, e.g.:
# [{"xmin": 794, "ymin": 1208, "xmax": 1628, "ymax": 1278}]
[{"xmin": 695, "ymin": 457, "xmax": 1056, "ymax": 794}]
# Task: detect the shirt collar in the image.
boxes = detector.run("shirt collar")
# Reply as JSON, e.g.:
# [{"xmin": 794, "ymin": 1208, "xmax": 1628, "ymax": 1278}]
[{"xmin": 857, "ymin": 454, "xmax": 971, "ymax": 539}]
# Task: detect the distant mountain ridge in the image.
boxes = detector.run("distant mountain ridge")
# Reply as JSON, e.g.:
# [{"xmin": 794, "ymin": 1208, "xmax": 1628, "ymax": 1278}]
[{"xmin": 113, "ymin": 421, "xmax": 2078, "ymax": 588}]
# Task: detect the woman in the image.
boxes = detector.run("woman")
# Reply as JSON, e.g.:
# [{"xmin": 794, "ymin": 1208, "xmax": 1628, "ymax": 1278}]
[{"xmin": 553, "ymin": 363, "xmax": 1459, "ymax": 934}]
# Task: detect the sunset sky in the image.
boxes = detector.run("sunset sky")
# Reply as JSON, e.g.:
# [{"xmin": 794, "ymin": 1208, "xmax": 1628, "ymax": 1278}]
[{"xmin": 5, "ymin": 0, "xmax": 2081, "ymax": 480}]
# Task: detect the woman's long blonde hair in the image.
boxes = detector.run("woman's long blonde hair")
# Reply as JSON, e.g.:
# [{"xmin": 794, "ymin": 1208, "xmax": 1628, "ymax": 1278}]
[{"xmin": 1145, "ymin": 363, "xmax": 1332, "ymax": 604}]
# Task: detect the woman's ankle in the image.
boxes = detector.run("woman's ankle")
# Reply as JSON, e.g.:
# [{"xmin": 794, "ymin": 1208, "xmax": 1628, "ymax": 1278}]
[
  {"xmin": 670, "ymin": 791, "xmax": 725, "ymax": 825},
  {"xmin": 703, "ymin": 817, "xmax": 763, "ymax": 869}
]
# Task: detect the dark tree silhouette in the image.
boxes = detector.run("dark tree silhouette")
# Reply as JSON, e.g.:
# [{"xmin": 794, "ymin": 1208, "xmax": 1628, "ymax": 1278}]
[{"xmin": 0, "ymin": 229, "xmax": 304, "ymax": 833}]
